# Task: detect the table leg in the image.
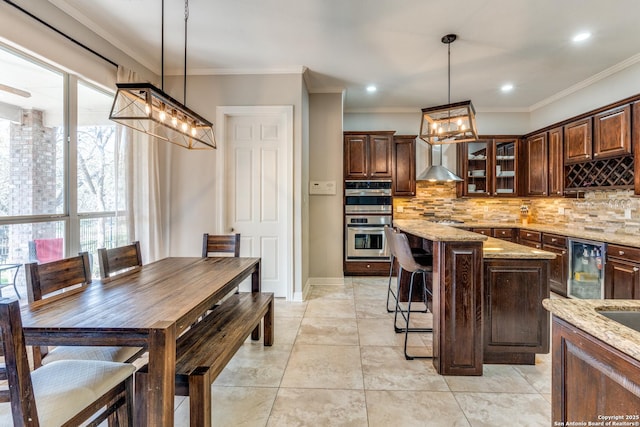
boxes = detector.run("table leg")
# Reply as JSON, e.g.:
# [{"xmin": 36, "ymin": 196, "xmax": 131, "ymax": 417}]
[
  {"xmin": 136, "ymin": 321, "xmax": 176, "ymax": 426},
  {"xmin": 251, "ymin": 262, "xmax": 262, "ymax": 341}
]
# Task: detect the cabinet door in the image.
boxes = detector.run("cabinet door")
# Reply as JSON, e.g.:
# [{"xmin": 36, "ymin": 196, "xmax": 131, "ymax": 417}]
[
  {"xmin": 564, "ymin": 118, "xmax": 592, "ymax": 164},
  {"xmin": 605, "ymin": 257, "xmax": 640, "ymax": 299},
  {"xmin": 368, "ymin": 134, "xmax": 393, "ymax": 178},
  {"xmin": 464, "ymin": 141, "xmax": 491, "ymax": 196},
  {"xmin": 593, "ymin": 104, "xmax": 631, "ymax": 159},
  {"xmin": 494, "ymin": 139, "xmax": 517, "ymax": 196},
  {"xmin": 548, "ymin": 127, "xmax": 564, "ymax": 196},
  {"xmin": 492, "ymin": 228, "xmax": 515, "ymax": 242},
  {"xmin": 543, "ymin": 244, "xmax": 568, "ymax": 296},
  {"xmin": 472, "ymin": 228, "xmax": 492, "ymax": 237},
  {"xmin": 392, "ymin": 136, "xmax": 416, "ymax": 195},
  {"xmin": 525, "ymin": 133, "xmax": 548, "ymax": 196},
  {"xmin": 344, "ymin": 134, "xmax": 368, "ymax": 179}
]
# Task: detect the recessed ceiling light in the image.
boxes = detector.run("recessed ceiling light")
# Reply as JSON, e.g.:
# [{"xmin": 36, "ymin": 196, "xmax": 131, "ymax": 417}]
[
  {"xmin": 572, "ymin": 32, "xmax": 591, "ymax": 42},
  {"xmin": 366, "ymin": 85, "xmax": 377, "ymax": 93},
  {"xmin": 501, "ymin": 83, "xmax": 514, "ymax": 92}
]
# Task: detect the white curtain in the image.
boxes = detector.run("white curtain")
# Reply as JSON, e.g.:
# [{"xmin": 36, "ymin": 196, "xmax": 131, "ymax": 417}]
[{"xmin": 116, "ymin": 66, "xmax": 167, "ymax": 263}]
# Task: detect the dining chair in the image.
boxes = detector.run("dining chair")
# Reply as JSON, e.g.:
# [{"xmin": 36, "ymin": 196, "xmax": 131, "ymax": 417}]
[
  {"xmin": 202, "ymin": 233, "xmax": 241, "ymax": 257},
  {"xmin": 97, "ymin": 241, "xmax": 143, "ymax": 280},
  {"xmin": 391, "ymin": 231, "xmax": 433, "ymax": 360},
  {"xmin": 24, "ymin": 252, "xmax": 143, "ymax": 369},
  {"xmin": 0, "ymin": 297, "xmax": 135, "ymax": 426}
]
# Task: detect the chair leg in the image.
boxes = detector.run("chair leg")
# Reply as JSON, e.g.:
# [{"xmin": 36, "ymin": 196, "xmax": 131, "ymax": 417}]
[
  {"xmin": 386, "ymin": 255, "xmax": 396, "ymax": 312},
  {"xmin": 403, "ymin": 271, "xmax": 433, "ymax": 360}
]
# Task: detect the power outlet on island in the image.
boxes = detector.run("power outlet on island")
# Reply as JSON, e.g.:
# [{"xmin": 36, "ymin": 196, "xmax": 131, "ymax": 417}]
[{"xmin": 625, "ymin": 208, "xmax": 632, "ymax": 219}]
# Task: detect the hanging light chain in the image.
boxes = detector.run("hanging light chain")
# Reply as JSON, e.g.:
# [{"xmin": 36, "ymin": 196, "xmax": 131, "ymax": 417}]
[{"xmin": 183, "ymin": 0, "xmax": 189, "ymax": 105}]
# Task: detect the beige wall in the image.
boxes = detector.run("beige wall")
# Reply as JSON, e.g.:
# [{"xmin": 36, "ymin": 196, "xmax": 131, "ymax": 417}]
[{"xmin": 309, "ymin": 93, "xmax": 344, "ymax": 280}]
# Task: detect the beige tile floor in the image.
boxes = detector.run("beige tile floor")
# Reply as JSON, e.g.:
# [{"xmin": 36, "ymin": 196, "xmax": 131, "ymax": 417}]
[{"xmin": 170, "ymin": 276, "xmax": 553, "ymax": 427}]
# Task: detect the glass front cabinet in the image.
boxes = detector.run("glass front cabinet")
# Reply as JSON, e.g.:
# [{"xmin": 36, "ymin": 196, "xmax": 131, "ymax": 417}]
[{"xmin": 459, "ymin": 138, "xmax": 519, "ymax": 197}]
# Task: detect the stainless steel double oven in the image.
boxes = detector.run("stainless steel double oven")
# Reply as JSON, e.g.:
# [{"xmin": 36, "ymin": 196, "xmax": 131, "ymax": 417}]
[{"xmin": 344, "ymin": 180, "xmax": 392, "ymax": 261}]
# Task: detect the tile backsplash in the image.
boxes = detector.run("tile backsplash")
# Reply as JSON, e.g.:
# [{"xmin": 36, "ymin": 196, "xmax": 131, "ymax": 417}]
[{"xmin": 393, "ymin": 182, "xmax": 640, "ymax": 236}]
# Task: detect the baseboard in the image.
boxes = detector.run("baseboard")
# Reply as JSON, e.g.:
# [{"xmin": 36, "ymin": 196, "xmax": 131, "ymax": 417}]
[{"xmin": 307, "ymin": 277, "xmax": 348, "ymax": 286}]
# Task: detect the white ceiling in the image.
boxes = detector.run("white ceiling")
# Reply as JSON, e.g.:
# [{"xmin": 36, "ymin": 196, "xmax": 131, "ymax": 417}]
[{"xmin": 28, "ymin": 0, "xmax": 640, "ymax": 112}]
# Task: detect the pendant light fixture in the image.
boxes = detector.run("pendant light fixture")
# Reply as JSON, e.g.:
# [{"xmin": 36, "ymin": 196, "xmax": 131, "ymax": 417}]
[
  {"xmin": 109, "ymin": 0, "xmax": 216, "ymax": 149},
  {"xmin": 419, "ymin": 34, "xmax": 478, "ymax": 145}
]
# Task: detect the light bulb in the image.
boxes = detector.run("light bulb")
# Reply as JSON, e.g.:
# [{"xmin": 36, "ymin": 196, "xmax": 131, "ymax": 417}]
[
  {"xmin": 171, "ymin": 110, "xmax": 178, "ymax": 127},
  {"xmin": 460, "ymin": 124, "xmax": 466, "ymax": 131},
  {"xmin": 159, "ymin": 110, "xmax": 166, "ymax": 121},
  {"xmin": 191, "ymin": 126, "xmax": 197, "ymax": 137},
  {"xmin": 181, "ymin": 121, "xmax": 188, "ymax": 132},
  {"xmin": 145, "ymin": 104, "xmax": 151, "ymax": 115},
  {"xmin": 457, "ymin": 119, "xmax": 462, "ymax": 126},
  {"xmin": 437, "ymin": 126, "xmax": 443, "ymax": 134}
]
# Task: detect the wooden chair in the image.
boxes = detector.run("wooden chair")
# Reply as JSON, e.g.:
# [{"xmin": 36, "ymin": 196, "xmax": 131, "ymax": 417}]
[
  {"xmin": 202, "ymin": 233, "xmax": 241, "ymax": 257},
  {"xmin": 0, "ymin": 297, "xmax": 135, "ymax": 426},
  {"xmin": 24, "ymin": 252, "xmax": 143, "ymax": 368},
  {"xmin": 98, "ymin": 241, "xmax": 143, "ymax": 280}
]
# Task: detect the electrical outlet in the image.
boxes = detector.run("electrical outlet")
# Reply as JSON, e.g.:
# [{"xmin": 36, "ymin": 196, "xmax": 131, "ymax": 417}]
[
  {"xmin": 625, "ymin": 208, "xmax": 632, "ymax": 219},
  {"xmin": 483, "ymin": 206, "xmax": 489, "ymax": 212},
  {"xmin": 397, "ymin": 206, "xmax": 404, "ymax": 213},
  {"xmin": 558, "ymin": 207, "xmax": 565, "ymax": 215}
]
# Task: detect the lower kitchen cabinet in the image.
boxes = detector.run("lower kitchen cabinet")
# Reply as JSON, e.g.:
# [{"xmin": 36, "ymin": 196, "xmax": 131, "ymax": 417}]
[
  {"xmin": 605, "ymin": 244, "xmax": 640, "ymax": 299},
  {"xmin": 543, "ymin": 233, "xmax": 568, "ymax": 297},
  {"xmin": 518, "ymin": 229, "xmax": 542, "ymax": 249},
  {"xmin": 552, "ymin": 317, "xmax": 640, "ymax": 423},
  {"xmin": 492, "ymin": 228, "xmax": 516, "ymax": 242}
]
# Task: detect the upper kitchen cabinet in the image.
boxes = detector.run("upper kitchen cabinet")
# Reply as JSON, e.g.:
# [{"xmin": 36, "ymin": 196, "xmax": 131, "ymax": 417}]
[
  {"xmin": 460, "ymin": 138, "xmax": 518, "ymax": 197},
  {"xmin": 564, "ymin": 117, "xmax": 592, "ymax": 164},
  {"xmin": 593, "ymin": 104, "xmax": 631, "ymax": 160},
  {"xmin": 548, "ymin": 127, "xmax": 564, "ymax": 196},
  {"xmin": 392, "ymin": 135, "xmax": 416, "ymax": 196},
  {"xmin": 524, "ymin": 132, "xmax": 548, "ymax": 196},
  {"xmin": 344, "ymin": 131, "xmax": 394, "ymax": 179}
]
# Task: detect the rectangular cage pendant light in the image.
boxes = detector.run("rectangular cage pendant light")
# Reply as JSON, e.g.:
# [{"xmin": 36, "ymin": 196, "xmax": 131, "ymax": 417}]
[
  {"xmin": 419, "ymin": 100, "xmax": 478, "ymax": 145},
  {"xmin": 109, "ymin": 82, "xmax": 216, "ymax": 150}
]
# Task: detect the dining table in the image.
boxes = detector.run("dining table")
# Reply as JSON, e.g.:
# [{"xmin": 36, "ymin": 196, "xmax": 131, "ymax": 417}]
[{"xmin": 19, "ymin": 256, "xmax": 262, "ymax": 426}]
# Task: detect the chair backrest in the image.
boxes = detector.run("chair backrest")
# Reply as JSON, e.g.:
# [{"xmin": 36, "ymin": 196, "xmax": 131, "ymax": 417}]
[
  {"xmin": 384, "ymin": 225, "xmax": 397, "ymax": 259},
  {"xmin": 24, "ymin": 252, "xmax": 92, "ymax": 303},
  {"xmin": 97, "ymin": 241, "xmax": 142, "ymax": 280},
  {"xmin": 392, "ymin": 232, "xmax": 432, "ymax": 274},
  {"xmin": 0, "ymin": 297, "xmax": 41, "ymax": 424},
  {"xmin": 202, "ymin": 233, "xmax": 241, "ymax": 257}
]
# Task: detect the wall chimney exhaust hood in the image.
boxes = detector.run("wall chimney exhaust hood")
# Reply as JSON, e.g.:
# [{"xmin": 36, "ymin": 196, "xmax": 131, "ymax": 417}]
[{"xmin": 416, "ymin": 144, "xmax": 463, "ymax": 182}]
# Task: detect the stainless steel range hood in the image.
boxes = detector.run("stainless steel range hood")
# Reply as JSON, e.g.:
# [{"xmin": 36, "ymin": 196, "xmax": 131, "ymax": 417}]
[{"xmin": 416, "ymin": 144, "xmax": 463, "ymax": 182}]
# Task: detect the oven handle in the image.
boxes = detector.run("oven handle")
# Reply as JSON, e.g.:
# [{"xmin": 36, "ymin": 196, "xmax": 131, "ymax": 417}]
[{"xmin": 347, "ymin": 226, "xmax": 386, "ymax": 232}]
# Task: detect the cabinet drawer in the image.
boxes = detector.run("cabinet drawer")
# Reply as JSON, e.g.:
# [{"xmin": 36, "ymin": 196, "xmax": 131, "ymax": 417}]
[
  {"xmin": 472, "ymin": 228, "xmax": 492, "ymax": 236},
  {"xmin": 543, "ymin": 233, "xmax": 567, "ymax": 247},
  {"xmin": 519, "ymin": 229, "xmax": 542, "ymax": 242},
  {"xmin": 607, "ymin": 244, "xmax": 640, "ymax": 262},
  {"xmin": 492, "ymin": 228, "xmax": 515, "ymax": 239}
]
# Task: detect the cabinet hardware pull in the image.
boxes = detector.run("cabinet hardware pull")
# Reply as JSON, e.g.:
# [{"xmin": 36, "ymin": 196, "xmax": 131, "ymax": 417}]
[
  {"xmin": 562, "ymin": 250, "xmax": 566, "ymax": 254},
  {"xmin": 551, "ymin": 238, "xmax": 557, "ymax": 242},
  {"xmin": 619, "ymin": 251, "xmax": 625, "ymax": 255},
  {"xmin": 634, "ymin": 267, "xmax": 639, "ymax": 272}
]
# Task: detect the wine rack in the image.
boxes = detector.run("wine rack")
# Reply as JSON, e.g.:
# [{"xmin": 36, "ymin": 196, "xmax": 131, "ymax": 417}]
[{"xmin": 564, "ymin": 155, "xmax": 634, "ymax": 191}]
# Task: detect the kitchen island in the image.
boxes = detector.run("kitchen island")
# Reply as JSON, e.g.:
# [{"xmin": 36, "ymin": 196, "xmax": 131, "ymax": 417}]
[
  {"xmin": 543, "ymin": 299, "xmax": 640, "ymax": 424},
  {"xmin": 394, "ymin": 219, "xmax": 555, "ymax": 375}
]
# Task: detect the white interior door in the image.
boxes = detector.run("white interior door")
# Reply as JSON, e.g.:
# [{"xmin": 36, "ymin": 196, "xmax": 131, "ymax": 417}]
[{"xmin": 220, "ymin": 108, "xmax": 291, "ymax": 298}]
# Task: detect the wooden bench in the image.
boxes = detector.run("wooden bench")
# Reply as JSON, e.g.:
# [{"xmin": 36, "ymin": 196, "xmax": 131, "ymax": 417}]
[{"xmin": 135, "ymin": 291, "xmax": 274, "ymax": 427}]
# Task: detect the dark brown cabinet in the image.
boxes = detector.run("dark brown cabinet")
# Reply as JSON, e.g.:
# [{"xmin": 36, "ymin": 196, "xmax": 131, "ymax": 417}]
[
  {"xmin": 524, "ymin": 132, "xmax": 548, "ymax": 196},
  {"xmin": 543, "ymin": 233, "xmax": 568, "ymax": 296},
  {"xmin": 593, "ymin": 104, "xmax": 631, "ymax": 159},
  {"xmin": 344, "ymin": 131, "xmax": 393, "ymax": 179},
  {"xmin": 460, "ymin": 138, "xmax": 518, "ymax": 197},
  {"xmin": 552, "ymin": 317, "xmax": 640, "ymax": 424},
  {"xmin": 392, "ymin": 135, "xmax": 416, "ymax": 196},
  {"xmin": 564, "ymin": 117, "xmax": 592, "ymax": 164},
  {"xmin": 605, "ymin": 244, "xmax": 640, "ymax": 299},
  {"xmin": 518, "ymin": 229, "xmax": 542, "ymax": 249},
  {"xmin": 492, "ymin": 228, "xmax": 516, "ymax": 242},
  {"xmin": 548, "ymin": 127, "xmax": 564, "ymax": 196}
]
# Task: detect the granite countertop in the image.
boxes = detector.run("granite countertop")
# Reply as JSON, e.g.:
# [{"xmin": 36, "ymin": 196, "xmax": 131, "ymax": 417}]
[
  {"xmin": 461, "ymin": 221, "xmax": 640, "ymax": 248},
  {"xmin": 394, "ymin": 219, "xmax": 555, "ymax": 259},
  {"xmin": 483, "ymin": 236, "xmax": 555, "ymax": 259},
  {"xmin": 543, "ymin": 298, "xmax": 640, "ymax": 363}
]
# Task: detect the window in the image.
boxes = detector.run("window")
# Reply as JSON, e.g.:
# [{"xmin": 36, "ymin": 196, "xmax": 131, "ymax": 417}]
[{"xmin": 0, "ymin": 44, "xmax": 129, "ymax": 287}]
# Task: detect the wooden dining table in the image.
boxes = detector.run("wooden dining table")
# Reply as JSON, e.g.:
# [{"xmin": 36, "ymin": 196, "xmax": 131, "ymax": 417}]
[{"xmin": 19, "ymin": 256, "xmax": 261, "ymax": 426}]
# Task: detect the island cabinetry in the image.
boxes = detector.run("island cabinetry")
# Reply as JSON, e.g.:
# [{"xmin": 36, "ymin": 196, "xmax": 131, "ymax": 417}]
[
  {"xmin": 543, "ymin": 233, "xmax": 568, "ymax": 297},
  {"xmin": 432, "ymin": 240, "xmax": 484, "ymax": 376},
  {"xmin": 593, "ymin": 104, "xmax": 631, "ymax": 160},
  {"xmin": 392, "ymin": 135, "xmax": 416, "ymax": 196},
  {"xmin": 524, "ymin": 132, "xmax": 548, "ymax": 196},
  {"xmin": 605, "ymin": 244, "xmax": 640, "ymax": 299},
  {"xmin": 519, "ymin": 229, "xmax": 542, "ymax": 249},
  {"xmin": 552, "ymin": 317, "xmax": 640, "ymax": 424},
  {"xmin": 343, "ymin": 131, "xmax": 393, "ymax": 179},
  {"xmin": 548, "ymin": 127, "xmax": 564, "ymax": 196},
  {"xmin": 484, "ymin": 259, "xmax": 550, "ymax": 364},
  {"xmin": 564, "ymin": 117, "xmax": 592, "ymax": 164}
]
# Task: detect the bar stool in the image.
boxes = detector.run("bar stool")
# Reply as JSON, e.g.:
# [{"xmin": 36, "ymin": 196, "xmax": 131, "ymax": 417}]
[
  {"xmin": 385, "ymin": 226, "xmax": 432, "ymax": 313},
  {"xmin": 391, "ymin": 231, "xmax": 433, "ymax": 360}
]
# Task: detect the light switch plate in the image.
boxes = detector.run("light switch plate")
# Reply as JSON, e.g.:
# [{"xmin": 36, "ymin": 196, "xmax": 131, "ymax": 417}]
[{"xmin": 309, "ymin": 181, "xmax": 336, "ymax": 195}]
